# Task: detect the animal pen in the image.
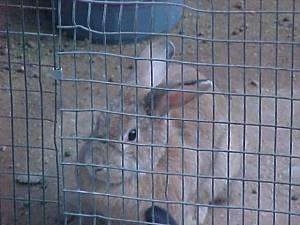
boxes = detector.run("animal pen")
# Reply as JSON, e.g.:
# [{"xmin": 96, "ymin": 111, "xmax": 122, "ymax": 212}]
[{"xmin": 0, "ymin": 0, "xmax": 300, "ymax": 225}]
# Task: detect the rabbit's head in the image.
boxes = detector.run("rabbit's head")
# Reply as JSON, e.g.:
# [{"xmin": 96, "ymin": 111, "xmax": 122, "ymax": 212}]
[{"xmin": 80, "ymin": 41, "xmax": 212, "ymax": 185}]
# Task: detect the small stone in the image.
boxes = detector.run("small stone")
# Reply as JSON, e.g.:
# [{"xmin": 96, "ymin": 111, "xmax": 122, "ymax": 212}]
[
  {"xmin": 291, "ymin": 195, "xmax": 298, "ymax": 201},
  {"xmin": 197, "ymin": 32, "xmax": 203, "ymax": 36},
  {"xmin": 127, "ymin": 64, "xmax": 133, "ymax": 70},
  {"xmin": 233, "ymin": 2, "xmax": 243, "ymax": 10},
  {"xmin": 231, "ymin": 25, "xmax": 247, "ymax": 36},
  {"xmin": 17, "ymin": 65, "xmax": 25, "ymax": 73},
  {"xmin": 108, "ymin": 77, "xmax": 113, "ymax": 82},
  {"xmin": 249, "ymin": 79, "xmax": 258, "ymax": 87},
  {"xmin": 277, "ymin": 17, "xmax": 292, "ymax": 28},
  {"xmin": 64, "ymin": 151, "xmax": 71, "ymax": 157},
  {"xmin": 0, "ymin": 146, "xmax": 7, "ymax": 151},
  {"xmin": 251, "ymin": 189, "xmax": 257, "ymax": 194},
  {"xmin": 201, "ymin": 39, "xmax": 207, "ymax": 44},
  {"xmin": 282, "ymin": 17, "xmax": 290, "ymax": 22},
  {"xmin": 238, "ymin": 25, "xmax": 248, "ymax": 33},
  {"xmin": 231, "ymin": 30, "xmax": 238, "ymax": 36},
  {"xmin": 15, "ymin": 174, "xmax": 43, "ymax": 185}
]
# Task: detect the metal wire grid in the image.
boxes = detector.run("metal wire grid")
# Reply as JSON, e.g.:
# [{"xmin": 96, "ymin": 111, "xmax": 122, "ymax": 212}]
[{"xmin": 0, "ymin": 0, "xmax": 299, "ymax": 225}]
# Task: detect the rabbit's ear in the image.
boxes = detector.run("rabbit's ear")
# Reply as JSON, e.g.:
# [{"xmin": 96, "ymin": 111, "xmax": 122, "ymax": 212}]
[
  {"xmin": 136, "ymin": 41, "xmax": 175, "ymax": 87},
  {"xmin": 143, "ymin": 79, "xmax": 212, "ymax": 116}
]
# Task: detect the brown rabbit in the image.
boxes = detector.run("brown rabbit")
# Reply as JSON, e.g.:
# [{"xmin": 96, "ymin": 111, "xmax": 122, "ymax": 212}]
[{"xmin": 74, "ymin": 40, "xmax": 243, "ymax": 225}]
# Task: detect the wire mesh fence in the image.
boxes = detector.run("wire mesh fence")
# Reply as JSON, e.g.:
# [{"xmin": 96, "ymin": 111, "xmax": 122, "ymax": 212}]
[{"xmin": 1, "ymin": 0, "xmax": 300, "ymax": 225}]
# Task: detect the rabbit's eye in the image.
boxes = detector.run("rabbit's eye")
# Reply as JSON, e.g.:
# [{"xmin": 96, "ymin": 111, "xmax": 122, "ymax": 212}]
[{"xmin": 128, "ymin": 129, "xmax": 137, "ymax": 141}]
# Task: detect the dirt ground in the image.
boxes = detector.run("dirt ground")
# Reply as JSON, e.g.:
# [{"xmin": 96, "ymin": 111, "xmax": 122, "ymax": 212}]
[{"xmin": 1, "ymin": 0, "xmax": 300, "ymax": 225}]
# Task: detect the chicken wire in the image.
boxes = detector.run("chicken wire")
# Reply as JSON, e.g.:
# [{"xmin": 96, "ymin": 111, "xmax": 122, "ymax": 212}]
[{"xmin": 0, "ymin": 0, "xmax": 300, "ymax": 225}]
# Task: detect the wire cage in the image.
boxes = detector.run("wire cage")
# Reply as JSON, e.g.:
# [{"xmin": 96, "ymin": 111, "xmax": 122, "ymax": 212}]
[{"xmin": 1, "ymin": 0, "xmax": 300, "ymax": 225}]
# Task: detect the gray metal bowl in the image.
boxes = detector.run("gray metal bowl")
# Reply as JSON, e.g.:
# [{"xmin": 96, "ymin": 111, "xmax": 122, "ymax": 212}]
[{"xmin": 59, "ymin": 0, "xmax": 183, "ymax": 44}]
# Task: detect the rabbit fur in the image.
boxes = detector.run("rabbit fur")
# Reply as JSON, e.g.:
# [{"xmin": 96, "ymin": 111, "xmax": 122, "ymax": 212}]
[{"xmin": 75, "ymin": 40, "xmax": 243, "ymax": 225}]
